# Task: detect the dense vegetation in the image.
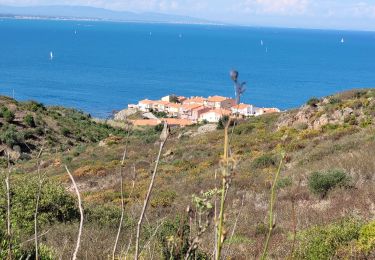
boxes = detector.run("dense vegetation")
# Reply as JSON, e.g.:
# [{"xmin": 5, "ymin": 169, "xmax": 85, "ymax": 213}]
[{"xmin": 1, "ymin": 89, "xmax": 375, "ymax": 259}]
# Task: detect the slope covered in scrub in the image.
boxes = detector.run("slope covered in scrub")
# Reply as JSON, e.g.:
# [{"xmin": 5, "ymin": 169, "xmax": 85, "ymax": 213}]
[{"xmin": 1, "ymin": 89, "xmax": 375, "ymax": 259}]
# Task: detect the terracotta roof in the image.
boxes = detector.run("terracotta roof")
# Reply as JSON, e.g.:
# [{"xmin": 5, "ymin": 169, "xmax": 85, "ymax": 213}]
[
  {"xmin": 181, "ymin": 104, "xmax": 203, "ymax": 111},
  {"xmin": 139, "ymin": 99, "xmax": 154, "ymax": 105},
  {"xmin": 154, "ymin": 100, "xmax": 170, "ymax": 106},
  {"xmin": 232, "ymin": 104, "xmax": 251, "ymax": 110},
  {"xmin": 183, "ymin": 97, "xmax": 206, "ymax": 104},
  {"xmin": 207, "ymin": 96, "xmax": 229, "ymax": 102},
  {"xmin": 167, "ymin": 103, "xmax": 182, "ymax": 109},
  {"xmin": 262, "ymin": 108, "xmax": 281, "ymax": 113},
  {"xmin": 131, "ymin": 119, "xmax": 160, "ymax": 126}
]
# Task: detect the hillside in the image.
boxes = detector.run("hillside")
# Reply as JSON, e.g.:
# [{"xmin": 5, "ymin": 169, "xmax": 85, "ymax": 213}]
[
  {"xmin": 0, "ymin": 96, "xmax": 127, "ymax": 162},
  {"xmin": 1, "ymin": 89, "xmax": 375, "ymax": 259}
]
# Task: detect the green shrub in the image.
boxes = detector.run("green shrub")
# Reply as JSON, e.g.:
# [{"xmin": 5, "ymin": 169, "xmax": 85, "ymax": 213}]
[
  {"xmin": 151, "ymin": 190, "xmax": 177, "ymax": 208},
  {"xmin": 23, "ymin": 100, "xmax": 46, "ymax": 112},
  {"xmin": 307, "ymin": 97, "xmax": 320, "ymax": 107},
  {"xmin": 252, "ymin": 154, "xmax": 276, "ymax": 169},
  {"xmin": 85, "ymin": 204, "xmax": 131, "ymax": 228},
  {"xmin": 23, "ymin": 114, "xmax": 36, "ymax": 127},
  {"xmin": 217, "ymin": 115, "xmax": 230, "ymax": 130},
  {"xmin": 255, "ymin": 222, "xmax": 269, "ymax": 236},
  {"xmin": 0, "ymin": 124, "xmax": 24, "ymax": 147},
  {"xmin": 61, "ymin": 127, "xmax": 71, "ymax": 137},
  {"xmin": 0, "ymin": 177, "xmax": 79, "ymax": 235},
  {"xmin": 344, "ymin": 115, "xmax": 357, "ymax": 125},
  {"xmin": 308, "ymin": 170, "xmax": 351, "ymax": 198},
  {"xmin": 357, "ymin": 221, "xmax": 375, "ymax": 254},
  {"xmin": 154, "ymin": 123, "xmax": 164, "ymax": 132},
  {"xmin": 0, "ymin": 105, "xmax": 9, "ymax": 117},
  {"xmin": 277, "ymin": 176, "xmax": 293, "ymax": 189},
  {"xmin": 360, "ymin": 117, "xmax": 372, "ymax": 128},
  {"xmin": 234, "ymin": 123, "xmax": 255, "ymax": 135},
  {"xmin": 2, "ymin": 109, "xmax": 15, "ymax": 123},
  {"xmin": 294, "ymin": 218, "xmax": 362, "ymax": 259},
  {"xmin": 158, "ymin": 216, "xmax": 191, "ymax": 259},
  {"xmin": 329, "ymin": 97, "xmax": 342, "ymax": 105}
]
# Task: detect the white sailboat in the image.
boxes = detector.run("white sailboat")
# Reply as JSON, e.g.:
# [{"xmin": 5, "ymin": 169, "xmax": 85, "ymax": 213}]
[
  {"xmin": 261, "ymin": 40, "xmax": 264, "ymax": 46},
  {"xmin": 50, "ymin": 51, "xmax": 54, "ymax": 60},
  {"xmin": 341, "ymin": 37, "xmax": 345, "ymax": 43}
]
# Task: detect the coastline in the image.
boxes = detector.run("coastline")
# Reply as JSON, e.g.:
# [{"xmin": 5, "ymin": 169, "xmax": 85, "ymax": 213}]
[{"xmin": 0, "ymin": 14, "xmax": 226, "ymax": 26}]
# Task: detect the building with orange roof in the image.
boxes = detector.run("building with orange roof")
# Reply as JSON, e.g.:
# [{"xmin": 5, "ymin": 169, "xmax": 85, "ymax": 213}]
[
  {"xmin": 166, "ymin": 102, "xmax": 182, "ymax": 117},
  {"xmin": 182, "ymin": 96, "xmax": 207, "ymax": 106},
  {"xmin": 252, "ymin": 107, "xmax": 281, "ymax": 116},
  {"xmin": 138, "ymin": 99, "xmax": 155, "ymax": 112},
  {"xmin": 152, "ymin": 100, "xmax": 170, "ymax": 112},
  {"xmin": 205, "ymin": 96, "xmax": 236, "ymax": 109},
  {"xmin": 180, "ymin": 104, "xmax": 211, "ymax": 121},
  {"xmin": 177, "ymin": 96, "xmax": 187, "ymax": 103},
  {"xmin": 199, "ymin": 108, "xmax": 232, "ymax": 123}
]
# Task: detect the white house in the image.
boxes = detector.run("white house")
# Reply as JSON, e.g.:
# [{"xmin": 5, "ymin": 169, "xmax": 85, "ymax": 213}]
[
  {"xmin": 231, "ymin": 104, "xmax": 256, "ymax": 116},
  {"xmin": 205, "ymin": 96, "xmax": 236, "ymax": 109},
  {"xmin": 138, "ymin": 99, "xmax": 154, "ymax": 112},
  {"xmin": 199, "ymin": 109, "xmax": 232, "ymax": 123}
]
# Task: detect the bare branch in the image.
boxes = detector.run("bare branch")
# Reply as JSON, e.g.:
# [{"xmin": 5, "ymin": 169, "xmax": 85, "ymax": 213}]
[
  {"xmin": 20, "ymin": 229, "xmax": 51, "ymax": 245},
  {"xmin": 34, "ymin": 146, "xmax": 44, "ymax": 260},
  {"xmin": 112, "ymin": 127, "xmax": 132, "ymax": 259},
  {"xmin": 65, "ymin": 165, "xmax": 84, "ymax": 260},
  {"xmin": 261, "ymin": 154, "xmax": 285, "ymax": 260},
  {"xmin": 5, "ymin": 152, "xmax": 12, "ymax": 260},
  {"xmin": 134, "ymin": 123, "xmax": 169, "ymax": 260}
]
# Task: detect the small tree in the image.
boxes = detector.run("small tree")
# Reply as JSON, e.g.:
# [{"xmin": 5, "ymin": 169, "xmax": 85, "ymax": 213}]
[
  {"xmin": 308, "ymin": 170, "xmax": 351, "ymax": 198},
  {"xmin": 170, "ymin": 95, "xmax": 181, "ymax": 104}
]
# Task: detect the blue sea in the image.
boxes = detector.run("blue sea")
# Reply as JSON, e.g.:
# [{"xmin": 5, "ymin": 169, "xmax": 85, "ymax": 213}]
[{"xmin": 1, "ymin": 19, "xmax": 375, "ymax": 118}]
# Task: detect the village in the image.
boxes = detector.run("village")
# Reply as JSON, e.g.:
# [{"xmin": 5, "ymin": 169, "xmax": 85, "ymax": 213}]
[{"xmin": 122, "ymin": 94, "xmax": 281, "ymax": 127}]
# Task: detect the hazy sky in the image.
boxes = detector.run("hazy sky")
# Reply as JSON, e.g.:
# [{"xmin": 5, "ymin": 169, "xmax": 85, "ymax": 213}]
[{"xmin": 1, "ymin": 0, "xmax": 375, "ymax": 30}]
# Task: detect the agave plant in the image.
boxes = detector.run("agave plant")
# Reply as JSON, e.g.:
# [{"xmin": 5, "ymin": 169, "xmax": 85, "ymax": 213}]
[{"xmin": 230, "ymin": 70, "xmax": 246, "ymax": 105}]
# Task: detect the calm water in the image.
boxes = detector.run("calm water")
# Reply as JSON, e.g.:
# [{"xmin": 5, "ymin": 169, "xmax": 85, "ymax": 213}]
[{"xmin": 1, "ymin": 19, "xmax": 375, "ymax": 117}]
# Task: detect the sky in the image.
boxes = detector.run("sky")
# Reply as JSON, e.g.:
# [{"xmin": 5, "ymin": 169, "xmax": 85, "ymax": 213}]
[{"xmin": 1, "ymin": 0, "xmax": 375, "ymax": 30}]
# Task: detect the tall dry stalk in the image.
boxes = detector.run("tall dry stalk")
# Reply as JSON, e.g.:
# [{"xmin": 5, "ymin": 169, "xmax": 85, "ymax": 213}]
[
  {"xmin": 112, "ymin": 127, "xmax": 132, "ymax": 259},
  {"xmin": 215, "ymin": 70, "xmax": 245, "ymax": 260},
  {"xmin": 260, "ymin": 153, "xmax": 285, "ymax": 260},
  {"xmin": 34, "ymin": 147, "xmax": 44, "ymax": 260},
  {"xmin": 216, "ymin": 121, "xmax": 231, "ymax": 260},
  {"xmin": 65, "ymin": 165, "xmax": 84, "ymax": 260},
  {"xmin": 123, "ymin": 164, "xmax": 136, "ymax": 260},
  {"xmin": 5, "ymin": 153, "xmax": 12, "ymax": 260},
  {"xmin": 134, "ymin": 122, "xmax": 169, "ymax": 260}
]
